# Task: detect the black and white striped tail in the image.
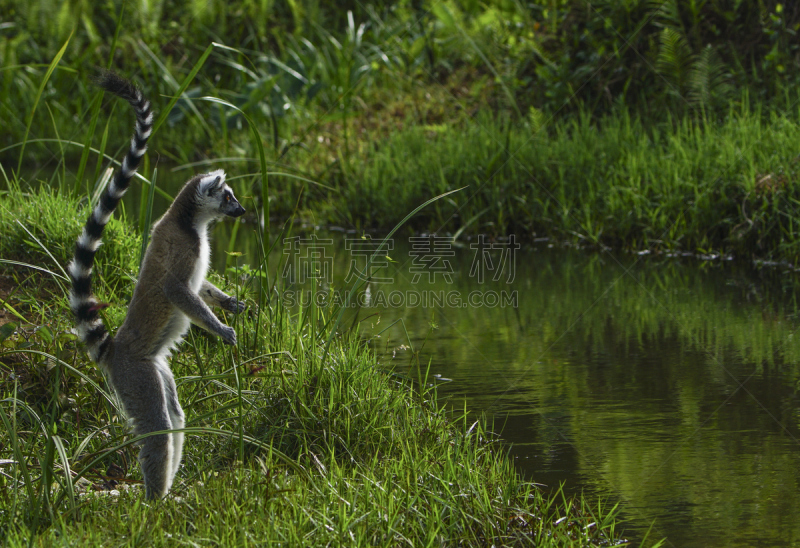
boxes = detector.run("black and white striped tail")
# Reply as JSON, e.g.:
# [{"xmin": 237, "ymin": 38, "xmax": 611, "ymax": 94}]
[{"xmin": 68, "ymin": 71, "xmax": 153, "ymax": 363}]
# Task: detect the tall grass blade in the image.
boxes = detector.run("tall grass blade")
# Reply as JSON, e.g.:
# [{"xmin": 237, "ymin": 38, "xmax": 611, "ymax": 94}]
[
  {"xmin": 0, "ymin": 389, "xmax": 37, "ymax": 520},
  {"xmin": 14, "ymin": 220, "xmax": 68, "ymax": 281},
  {"xmin": 75, "ymin": 93, "xmax": 103, "ymax": 196},
  {"xmin": 0, "ymin": 260, "xmax": 67, "ymax": 281},
  {"xmin": 138, "ymin": 41, "xmax": 213, "ymax": 139},
  {"xmin": 44, "ymin": 104, "xmax": 66, "ymax": 186},
  {"xmin": 90, "ymin": 167, "xmax": 113, "ymax": 209},
  {"xmin": 106, "ymin": 3, "xmax": 124, "ymax": 69},
  {"xmin": 224, "ymin": 216, "xmax": 241, "ymax": 271},
  {"xmin": 199, "ymin": 96, "xmax": 270, "ymax": 243},
  {"xmin": 321, "ymin": 187, "xmax": 465, "ymax": 364},
  {"xmin": 149, "ymin": 42, "xmax": 239, "ymax": 138},
  {"xmin": 139, "ymin": 167, "xmax": 158, "ymax": 270},
  {"xmin": 0, "ymin": 161, "xmax": 9, "ymax": 187},
  {"xmin": 52, "ymin": 435, "xmax": 77, "ymax": 510},
  {"xmin": 16, "ymin": 30, "xmax": 73, "ymax": 175},
  {"xmin": 92, "ymin": 105, "xmax": 113, "ymax": 193},
  {"xmin": 73, "ymin": 0, "xmax": 126, "ymax": 195}
]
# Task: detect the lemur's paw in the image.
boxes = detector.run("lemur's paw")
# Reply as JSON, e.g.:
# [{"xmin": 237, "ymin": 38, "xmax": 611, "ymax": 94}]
[
  {"xmin": 225, "ymin": 297, "xmax": 247, "ymax": 314},
  {"xmin": 220, "ymin": 326, "xmax": 237, "ymax": 346}
]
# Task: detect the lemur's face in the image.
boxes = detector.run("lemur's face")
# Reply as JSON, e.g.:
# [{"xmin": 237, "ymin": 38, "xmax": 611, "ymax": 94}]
[{"xmin": 197, "ymin": 170, "xmax": 246, "ymax": 219}]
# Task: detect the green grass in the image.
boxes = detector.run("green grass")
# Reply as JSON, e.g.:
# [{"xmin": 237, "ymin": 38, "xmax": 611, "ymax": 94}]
[
  {"xmin": 3, "ymin": 2, "xmax": 796, "ymax": 544},
  {"xmin": 0, "ymin": 188, "xmax": 639, "ymax": 546},
  {"xmin": 4, "ymin": 0, "xmax": 800, "ymax": 167},
  {"xmin": 294, "ymin": 103, "xmax": 800, "ymax": 263}
]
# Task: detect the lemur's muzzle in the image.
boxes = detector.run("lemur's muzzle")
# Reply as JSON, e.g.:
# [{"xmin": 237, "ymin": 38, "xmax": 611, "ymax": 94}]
[{"xmin": 228, "ymin": 201, "xmax": 246, "ymax": 217}]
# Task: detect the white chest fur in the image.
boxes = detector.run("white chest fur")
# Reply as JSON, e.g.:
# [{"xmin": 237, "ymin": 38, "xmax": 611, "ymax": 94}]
[{"xmin": 190, "ymin": 224, "xmax": 210, "ymax": 293}]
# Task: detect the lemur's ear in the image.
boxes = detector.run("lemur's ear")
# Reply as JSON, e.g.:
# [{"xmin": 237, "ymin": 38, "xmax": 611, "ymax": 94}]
[
  {"xmin": 199, "ymin": 170, "xmax": 226, "ymax": 196},
  {"xmin": 207, "ymin": 177, "xmax": 221, "ymax": 196}
]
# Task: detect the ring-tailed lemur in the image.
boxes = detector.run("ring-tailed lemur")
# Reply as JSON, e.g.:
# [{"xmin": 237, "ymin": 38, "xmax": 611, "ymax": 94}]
[{"xmin": 68, "ymin": 71, "xmax": 246, "ymax": 499}]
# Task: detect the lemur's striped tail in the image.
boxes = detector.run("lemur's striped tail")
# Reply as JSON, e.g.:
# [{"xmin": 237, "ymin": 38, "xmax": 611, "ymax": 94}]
[{"xmin": 68, "ymin": 72, "xmax": 153, "ymax": 363}]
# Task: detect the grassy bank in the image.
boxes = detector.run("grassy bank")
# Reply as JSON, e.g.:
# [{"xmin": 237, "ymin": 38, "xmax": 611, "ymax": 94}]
[
  {"xmin": 9, "ymin": 84, "xmax": 800, "ymax": 264},
  {"xmin": 300, "ymin": 102, "xmax": 800, "ymax": 262},
  {"xmin": 0, "ymin": 188, "xmax": 635, "ymax": 546}
]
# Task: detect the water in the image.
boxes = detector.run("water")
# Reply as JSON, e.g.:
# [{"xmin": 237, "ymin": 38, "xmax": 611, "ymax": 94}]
[{"xmin": 239, "ymin": 232, "xmax": 800, "ymax": 547}]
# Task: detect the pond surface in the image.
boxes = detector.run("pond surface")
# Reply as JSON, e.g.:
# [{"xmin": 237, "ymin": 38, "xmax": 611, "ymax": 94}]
[{"xmin": 227, "ymin": 229, "xmax": 800, "ymax": 548}]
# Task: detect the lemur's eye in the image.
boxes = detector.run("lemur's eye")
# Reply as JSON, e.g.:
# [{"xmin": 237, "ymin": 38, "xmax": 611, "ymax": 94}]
[{"xmin": 225, "ymin": 194, "xmax": 231, "ymax": 202}]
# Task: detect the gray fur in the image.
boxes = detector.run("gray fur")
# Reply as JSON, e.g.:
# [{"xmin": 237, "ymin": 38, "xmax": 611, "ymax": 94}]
[
  {"xmin": 106, "ymin": 170, "xmax": 246, "ymax": 499},
  {"xmin": 68, "ymin": 74, "xmax": 246, "ymax": 500}
]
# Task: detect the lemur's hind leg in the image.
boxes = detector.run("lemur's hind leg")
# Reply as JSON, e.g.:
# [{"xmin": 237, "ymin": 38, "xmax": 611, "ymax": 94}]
[
  {"xmin": 156, "ymin": 359, "xmax": 185, "ymax": 486},
  {"xmin": 200, "ymin": 280, "xmax": 246, "ymax": 313},
  {"xmin": 112, "ymin": 361, "xmax": 174, "ymax": 499}
]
